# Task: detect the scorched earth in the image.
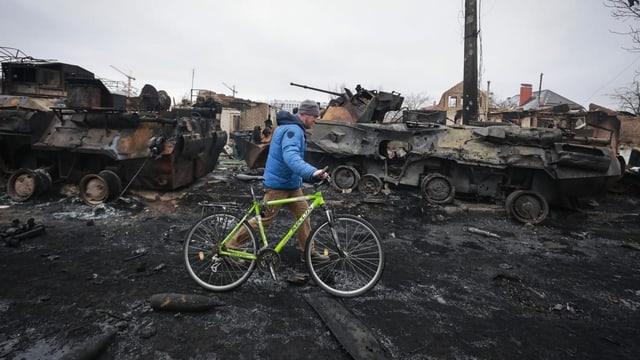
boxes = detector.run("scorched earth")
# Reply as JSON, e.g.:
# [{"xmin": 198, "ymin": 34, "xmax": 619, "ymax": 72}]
[{"xmin": 1, "ymin": 164, "xmax": 639, "ymax": 360}]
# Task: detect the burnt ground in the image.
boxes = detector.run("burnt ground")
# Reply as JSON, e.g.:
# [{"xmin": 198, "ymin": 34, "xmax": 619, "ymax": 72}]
[{"xmin": 1, "ymin": 162, "xmax": 639, "ymax": 360}]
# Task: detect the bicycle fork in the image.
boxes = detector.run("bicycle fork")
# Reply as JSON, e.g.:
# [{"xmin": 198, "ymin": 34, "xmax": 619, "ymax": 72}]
[{"xmin": 324, "ymin": 207, "xmax": 347, "ymax": 258}]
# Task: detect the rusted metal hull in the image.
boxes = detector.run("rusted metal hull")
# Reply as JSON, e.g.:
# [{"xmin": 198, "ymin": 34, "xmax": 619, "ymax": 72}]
[
  {"xmin": 230, "ymin": 129, "xmax": 269, "ymax": 169},
  {"xmin": 29, "ymin": 113, "xmax": 227, "ymax": 190},
  {"xmin": 305, "ymin": 120, "xmax": 622, "ymax": 206},
  {"xmin": 1, "ymin": 55, "xmax": 227, "ymax": 203},
  {"xmin": 206, "ymin": 83, "xmax": 626, "ymax": 224}
]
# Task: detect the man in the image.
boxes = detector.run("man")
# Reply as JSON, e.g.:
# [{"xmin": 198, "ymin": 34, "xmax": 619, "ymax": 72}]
[{"xmin": 228, "ymin": 99, "xmax": 329, "ymax": 262}]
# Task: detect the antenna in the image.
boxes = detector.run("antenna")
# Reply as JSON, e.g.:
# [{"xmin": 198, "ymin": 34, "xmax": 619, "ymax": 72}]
[
  {"xmin": 110, "ymin": 65, "xmax": 136, "ymax": 98},
  {"xmin": 222, "ymin": 82, "xmax": 238, "ymax": 97}
]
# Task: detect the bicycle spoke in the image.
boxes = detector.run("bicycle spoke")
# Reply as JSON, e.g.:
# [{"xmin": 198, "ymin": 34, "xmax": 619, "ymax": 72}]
[
  {"xmin": 306, "ymin": 215, "xmax": 384, "ymax": 297},
  {"xmin": 184, "ymin": 213, "xmax": 258, "ymax": 291}
]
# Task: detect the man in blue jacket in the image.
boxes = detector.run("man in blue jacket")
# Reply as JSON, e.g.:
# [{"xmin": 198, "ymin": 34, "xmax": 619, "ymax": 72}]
[{"xmin": 228, "ymin": 99, "xmax": 329, "ymax": 262}]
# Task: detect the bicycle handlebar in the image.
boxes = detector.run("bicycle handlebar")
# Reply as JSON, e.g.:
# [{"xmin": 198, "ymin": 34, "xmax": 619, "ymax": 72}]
[{"xmin": 311, "ymin": 166, "xmax": 331, "ymax": 189}]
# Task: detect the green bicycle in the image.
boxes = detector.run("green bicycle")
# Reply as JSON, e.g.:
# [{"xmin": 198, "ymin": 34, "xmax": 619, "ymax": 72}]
[{"xmin": 183, "ymin": 170, "xmax": 385, "ymax": 297}]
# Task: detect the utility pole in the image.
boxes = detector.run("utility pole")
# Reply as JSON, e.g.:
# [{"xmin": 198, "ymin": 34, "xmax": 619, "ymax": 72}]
[
  {"xmin": 486, "ymin": 80, "xmax": 491, "ymax": 118},
  {"xmin": 462, "ymin": 0, "xmax": 478, "ymax": 125},
  {"xmin": 537, "ymin": 73, "xmax": 543, "ymax": 109}
]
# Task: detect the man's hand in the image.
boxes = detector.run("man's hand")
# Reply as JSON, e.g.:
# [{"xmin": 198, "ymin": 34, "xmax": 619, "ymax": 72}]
[{"xmin": 312, "ymin": 168, "xmax": 329, "ymax": 180}]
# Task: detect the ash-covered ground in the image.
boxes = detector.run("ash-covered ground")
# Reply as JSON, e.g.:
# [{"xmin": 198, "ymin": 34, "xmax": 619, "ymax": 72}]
[{"xmin": 1, "ymin": 164, "xmax": 639, "ymax": 360}]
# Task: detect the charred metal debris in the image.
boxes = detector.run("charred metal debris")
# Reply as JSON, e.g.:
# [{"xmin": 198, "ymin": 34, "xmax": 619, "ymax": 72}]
[
  {"xmin": 0, "ymin": 49, "xmax": 227, "ymax": 205},
  {"xmin": 1, "ymin": 218, "xmax": 46, "ymax": 247},
  {"xmin": 232, "ymin": 83, "xmax": 633, "ymax": 225}
]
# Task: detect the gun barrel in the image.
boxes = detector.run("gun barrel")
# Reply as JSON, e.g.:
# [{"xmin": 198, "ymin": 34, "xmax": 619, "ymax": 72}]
[{"xmin": 290, "ymin": 82, "xmax": 343, "ymax": 97}]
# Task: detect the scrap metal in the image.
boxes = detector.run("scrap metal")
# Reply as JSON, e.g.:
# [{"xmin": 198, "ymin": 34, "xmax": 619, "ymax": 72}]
[
  {"xmin": 232, "ymin": 83, "xmax": 624, "ymax": 225},
  {"xmin": 1, "ymin": 49, "xmax": 227, "ymax": 204}
]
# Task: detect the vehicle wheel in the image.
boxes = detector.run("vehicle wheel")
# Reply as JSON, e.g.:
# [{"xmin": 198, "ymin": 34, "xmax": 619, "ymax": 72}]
[
  {"xmin": 304, "ymin": 215, "xmax": 385, "ymax": 297},
  {"xmin": 330, "ymin": 165, "xmax": 360, "ymax": 192},
  {"xmin": 420, "ymin": 173, "xmax": 455, "ymax": 204},
  {"xmin": 7, "ymin": 168, "xmax": 51, "ymax": 202},
  {"xmin": 79, "ymin": 173, "xmax": 110, "ymax": 206},
  {"xmin": 357, "ymin": 174, "xmax": 383, "ymax": 195},
  {"xmin": 184, "ymin": 213, "xmax": 258, "ymax": 291},
  {"xmin": 505, "ymin": 190, "xmax": 549, "ymax": 224},
  {"xmin": 98, "ymin": 170, "xmax": 122, "ymax": 202}
]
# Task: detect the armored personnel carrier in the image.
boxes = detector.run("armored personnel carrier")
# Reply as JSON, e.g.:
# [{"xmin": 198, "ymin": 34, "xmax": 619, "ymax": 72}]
[
  {"xmin": 300, "ymin": 84, "xmax": 623, "ymax": 224},
  {"xmin": 1, "ymin": 49, "xmax": 227, "ymax": 204}
]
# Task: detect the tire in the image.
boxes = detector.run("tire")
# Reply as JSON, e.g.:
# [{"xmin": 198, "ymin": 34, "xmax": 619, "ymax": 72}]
[
  {"xmin": 79, "ymin": 173, "xmax": 110, "ymax": 206},
  {"xmin": 330, "ymin": 165, "xmax": 361, "ymax": 192},
  {"xmin": 505, "ymin": 190, "xmax": 549, "ymax": 225},
  {"xmin": 358, "ymin": 174, "xmax": 383, "ymax": 195},
  {"xmin": 420, "ymin": 173, "xmax": 455, "ymax": 204},
  {"xmin": 304, "ymin": 214, "xmax": 384, "ymax": 297},
  {"xmin": 98, "ymin": 170, "xmax": 122, "ymax": 202},
  {"xmin": 7, "ymin": 168, "xmax": 52, "ymax": 202},
  {"xmin": 184, "ymin": 213, "xmax": 258, "ymax": 291}
]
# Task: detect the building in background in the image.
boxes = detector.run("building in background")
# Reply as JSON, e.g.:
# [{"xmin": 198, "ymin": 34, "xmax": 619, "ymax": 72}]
[
  {"xmin": 180, "ymin": 90, "xmax": 276, "ymax": 144},
  {"xmin": 504, "ymin": 83, "xmax": 584, "ymax": 112},
  {"xmin": 269, "ymin": 99, "xmax": 328, "ymax": 114},
  {"xmin": 431, "ymin": 81, "xmax": 489, "ymax": 124}
]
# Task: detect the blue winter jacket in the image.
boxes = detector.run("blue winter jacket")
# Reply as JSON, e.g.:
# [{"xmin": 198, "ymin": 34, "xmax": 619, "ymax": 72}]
[{"xmin": 263, "ymin": 111, "xmax": 317, "ymax": 190}]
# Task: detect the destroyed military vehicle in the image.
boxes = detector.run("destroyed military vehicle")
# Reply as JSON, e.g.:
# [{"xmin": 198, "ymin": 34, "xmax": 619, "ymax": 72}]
[
  {"xmin": 0, "ymin": 48, "xmax": 227, "ymax": 205},
  {"xmin": 234, "ymin": 83, "xmax": 623, "ymax": 225}
]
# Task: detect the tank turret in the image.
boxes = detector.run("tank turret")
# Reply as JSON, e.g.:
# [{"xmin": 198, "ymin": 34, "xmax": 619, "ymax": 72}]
[{"xmin": 291, "ymin": 83, "xmax": 404, "ymax": 124}]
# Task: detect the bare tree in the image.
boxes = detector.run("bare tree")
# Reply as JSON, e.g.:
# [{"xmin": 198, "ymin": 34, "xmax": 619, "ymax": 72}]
[
  {"xmin": 610, "ymin": 72, "xmax": 640, "ymax": 114},
  {"xmin": 493, "ymin": 97, "xmax": 514, "ymax": 110},
  {"xmin": 402, "ymin": 92, "xmax": 432, "ymax": 110},
  {"xmin": 605, "ymin": 0, "xmax": 640, "ymax": 51},
  {"xmin": 605, "ymin": 1, "xmax": 640, "ymax": 112}
]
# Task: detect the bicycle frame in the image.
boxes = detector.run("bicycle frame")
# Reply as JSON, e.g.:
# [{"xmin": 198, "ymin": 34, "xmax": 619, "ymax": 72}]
[
  {"xmin": 184, "ymin": 177, "xmax": 384, "ymax": 296},
  {"xmin": 217, "ymin": 186, "xmax": 330, "ymax": 261}
]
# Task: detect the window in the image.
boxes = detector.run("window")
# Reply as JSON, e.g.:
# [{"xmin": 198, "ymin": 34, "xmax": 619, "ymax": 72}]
[
  {"xmin": 448, "ymin": 96, "xmax": 457, "ymax": 108},
  {"xmin": 232, "ymin": 114, "xmax": 241, "ymax": 130}
]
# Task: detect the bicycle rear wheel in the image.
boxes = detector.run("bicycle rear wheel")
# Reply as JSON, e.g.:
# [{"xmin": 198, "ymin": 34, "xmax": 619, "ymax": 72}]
[
  {"xmin": 305, "ymin": 214, "xmax": 384, "ymax": 297},
  {"xmin": 184, "ymin": 213, "xmax": 258, "ymax": 291}
]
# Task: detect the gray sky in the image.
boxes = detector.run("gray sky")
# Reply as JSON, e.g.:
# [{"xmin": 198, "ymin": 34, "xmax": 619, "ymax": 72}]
[{"xmin": 2, "ymin": 0, "xmax": 638, "ymax": 110}]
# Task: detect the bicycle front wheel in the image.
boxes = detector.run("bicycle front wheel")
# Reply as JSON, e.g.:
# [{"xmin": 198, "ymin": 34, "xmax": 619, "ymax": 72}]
[
  {"xmin": 305, "ymin": 214, "xmax": 384, "ymax": 297},
  {"xmin": 184, "ymin": 213, "xmax": 258, "ymax": 291}
]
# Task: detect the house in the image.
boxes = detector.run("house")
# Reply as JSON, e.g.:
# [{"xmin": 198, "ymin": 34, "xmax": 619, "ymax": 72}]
[
  {"xmin": 486, "ymin": 84, "xmax": 586, "ymax": 128},
  {"xmin": 504, "ymin": 83, "xmax": 584, "ymax": 111},
  {"xmin": 182, "ymin": 90, "xmax": 276, "ymax": 144},
  {"xmin": 433, "ymin": 81, "xmax": 489, "ymax": 124}
]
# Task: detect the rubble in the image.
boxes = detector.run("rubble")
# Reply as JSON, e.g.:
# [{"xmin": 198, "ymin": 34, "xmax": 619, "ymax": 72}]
[
  {"xmin": 148, "ymin": 293, "xmax": 225, "ymax": 312},
  {"xmin": 0, "ymin": 217, "xmax": 45, "ymax": 246},
  {"xmin": 1, "ymin": 167, "xmax": 639, "ymax": 359}
]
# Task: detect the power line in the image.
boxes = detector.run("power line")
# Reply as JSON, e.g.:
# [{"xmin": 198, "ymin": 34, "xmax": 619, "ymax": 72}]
[{"xmin": 584, "ymin": 53, "xmax": 640, "ymax": 104}]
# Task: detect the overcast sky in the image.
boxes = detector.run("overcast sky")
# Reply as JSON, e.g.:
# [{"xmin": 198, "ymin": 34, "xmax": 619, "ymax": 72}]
[{"xmin": 2, "ymin": 0, "xmax": 639, "ymax": 110}]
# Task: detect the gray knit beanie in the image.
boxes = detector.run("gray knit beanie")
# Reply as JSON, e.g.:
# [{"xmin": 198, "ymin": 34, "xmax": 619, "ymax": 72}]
[{"xmin": 298, "ymin": 99, "xmax": 320, "ymax": 116}]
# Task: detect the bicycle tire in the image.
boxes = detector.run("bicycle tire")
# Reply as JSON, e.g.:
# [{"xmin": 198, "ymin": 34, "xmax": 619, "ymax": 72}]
[
  {"xmin": 184, "ymin": 212, "xmax": 258, "ymax": 291},
  {"xmin": 304, "ymin": 214, "xmax": 384, "ymax": 297}
]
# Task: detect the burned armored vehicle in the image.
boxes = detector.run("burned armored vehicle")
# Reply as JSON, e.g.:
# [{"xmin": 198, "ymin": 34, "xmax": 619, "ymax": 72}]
[
  {"xmin": 296, "ymin": 84, "xmax": 622, "ymax": 224},
  {"xmin": 230, "ymin": 83, "xmax": 405, "ymax": 170},
  {"xmin": 0, "ymin": 49, "xmax": 227, "ymax": 204}
]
